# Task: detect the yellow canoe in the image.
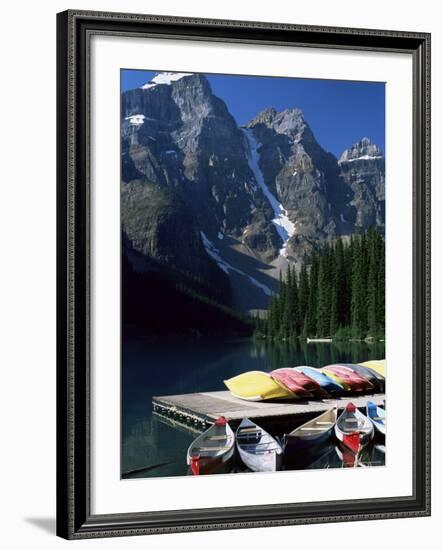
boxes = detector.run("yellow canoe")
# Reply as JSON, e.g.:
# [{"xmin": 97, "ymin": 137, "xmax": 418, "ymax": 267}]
[
  {"xmin": 319, "ymin": 368, "xmax": 352, "ymax": 391},
  {"xmin": 224, "ymin": 371, "xmax": 296, "ymax": 401},
  {"xmin": 359, "ymin": 360, "xmax": 386, "ymax": 378}
]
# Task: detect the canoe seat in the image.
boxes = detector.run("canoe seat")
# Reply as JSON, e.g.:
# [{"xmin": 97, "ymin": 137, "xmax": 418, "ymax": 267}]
[
  {"xmin": 315, "ymin": 421, "xmax": 334, "ymax": 425},
  {"xmin": 239, "ymin": 427, "xmax": 260, "ymax": 433},
  {"xmin": 239, "ymin": 442, "xmax": 275, "ymax": 447},
  {"xmin": 196, "ymin": 446, "xmax": 230, "ymax": 452},
  {"xmin": 371, "ymin": 416, "xmax": 384, "ymax": 421},
  {"xmin": 206, "ymin": 435, "xmax": 228, "ymax": 440},
  {"xmin": 300, "ymin": 427, "xmax": 327, "ymax": 431}
]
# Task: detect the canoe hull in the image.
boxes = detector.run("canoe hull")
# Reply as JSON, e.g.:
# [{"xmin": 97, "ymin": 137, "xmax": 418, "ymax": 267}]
[
  {"xmin": 285, "ymin": 427, "xmax": 333, "ymax": 457},
  {"xmin": 341, "ymin": 363, "xmax": 385, "ymax": 392},
  {"xmin": 334, "ymin": 405, "xmax": 374, "ymax": 454},
  {"xmin": 322, "ymin": 365, "xmax": 374, "ymax": 393},
  {"xmin": 224, "ymin": 371, "xmax": 295, "ymax": 401},
  {"xmin": 359, "ymin": 360, "xmax": 386, "ymax": 378},
  {"xmin": 284, "ymin": 408, "xmax": 337, "ymax": 461},
  {"xmin": 188, "ymin": 447, "xmax": 235, "ymax": 476},
  {"xmin": 236, "ymin": 418, "xmax": 283, "ymax": 472},
  {"xmin": 366, "ymin": 402, "xmax": 386, "ymax": 437},
  {"xmin": 270, "ymin": 369, "xmax": 313, "ymax": 398},
  {"xmin": 187, "ymin": 418, "xmax": 235, "ymax": 475},
  {"xmin": 294, "ymin": 366, "xmax": 343, "ymax": 395},
  {"xmin": 237, "ymin": 445, "xmax": 283, "ymax": 472}
]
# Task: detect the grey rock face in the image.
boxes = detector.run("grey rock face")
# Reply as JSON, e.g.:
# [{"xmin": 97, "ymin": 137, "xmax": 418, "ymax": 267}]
[
  {"xmin": 245, "ymin": 107, "xmax": 357, "ymax": 260},
  {"xmin": 121, "ymin": 179, "xmax": 231, "ymax": 301},
  {"xmin": 122, "ymin": 74, "xmax": 275, "ymax": 251},
  {"xmin": 338, "ymin": 138, "xmax": 385, "ymax": 231},
  {"xmin": 121, "ymin": 72, "xmax": 385, "ymax": 309},
  {"xmin": 339, "ymin": 137, "xmax": 383, "ymax": 163}
]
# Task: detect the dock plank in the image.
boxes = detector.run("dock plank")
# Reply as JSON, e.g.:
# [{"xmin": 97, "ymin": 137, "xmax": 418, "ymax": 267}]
[{"xmin": 152, "ymin": 391, "xmax": 386, "ymax": 425}]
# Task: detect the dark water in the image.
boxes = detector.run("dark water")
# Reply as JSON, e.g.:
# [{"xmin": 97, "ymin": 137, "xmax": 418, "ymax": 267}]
[{"xmin": 122, "ymin": 337, "xmax": 385, "ymax": 478}]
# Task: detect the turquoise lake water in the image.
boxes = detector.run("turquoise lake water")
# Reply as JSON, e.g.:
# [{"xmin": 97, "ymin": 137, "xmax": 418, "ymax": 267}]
[{"xmin": 122, "ymin": 336, "xmax": 385, "ymax": 478}]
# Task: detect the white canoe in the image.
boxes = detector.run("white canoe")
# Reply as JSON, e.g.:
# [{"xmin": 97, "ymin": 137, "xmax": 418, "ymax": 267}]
[
  {"xmin": 187, "ymin": 416, "xmax": 235, "ymax": 475},
  {"xmin": 236, "ymin": 418, "xmax": 283, "ymax": 472},
  {"xmin": 335, "ymin": 403, "xmax": 374, "ymax": 454}
]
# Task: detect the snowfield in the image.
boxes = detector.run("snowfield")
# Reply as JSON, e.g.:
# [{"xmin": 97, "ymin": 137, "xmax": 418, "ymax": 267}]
[
  {"xmin": 242, "ymin": 128, "xmax": 296, "ymax": 257},
  {"xmin": 200, "ymin": 232, "xmax": 272, "ymax": 296},
  {"xmin": 339, "ymin": 154, "xmax": 383, "ymax": 164},
  {"xmin": 141, "ymin": 72, "xmax": 193, "ymax": 89}
]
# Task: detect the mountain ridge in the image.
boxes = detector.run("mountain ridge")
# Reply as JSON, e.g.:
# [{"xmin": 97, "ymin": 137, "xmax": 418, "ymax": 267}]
[{"xmin": 121, "ymin": 72, "xmax": 385, "ymax": 313}]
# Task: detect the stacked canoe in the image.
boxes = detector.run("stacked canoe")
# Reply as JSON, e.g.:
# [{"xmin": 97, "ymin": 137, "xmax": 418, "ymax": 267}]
[{"xmin": 224, "ymin": 360, "xmax": 386, "ymax": 401}]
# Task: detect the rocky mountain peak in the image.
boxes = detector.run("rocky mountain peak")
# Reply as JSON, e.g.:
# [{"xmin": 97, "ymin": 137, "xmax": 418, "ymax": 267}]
[
  {"xmin": 245, "ymin": 107, "xmax": 278, "ymax": 127},
  {"xmin": 121, "ymin": 74, "xmax": 385, "ymax": 312},
  {"xmin": 339, "ymin": 137, "xmax": 383, "ymax": 163},
  {"xmin": 245, "ymin": 106, "xmax": 307, "ymax": 139}
]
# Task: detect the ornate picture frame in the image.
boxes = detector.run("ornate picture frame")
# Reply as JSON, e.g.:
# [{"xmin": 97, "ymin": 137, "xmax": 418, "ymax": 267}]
[{"xmin": 56, "ymin": 10, "xmax": 430, "ymax": 539}]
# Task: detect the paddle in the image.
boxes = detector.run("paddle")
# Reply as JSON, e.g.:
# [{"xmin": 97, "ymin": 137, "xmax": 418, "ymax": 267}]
[{"xmin": 121, "ymin": 460, "xmax": 176, "ymax": 479}]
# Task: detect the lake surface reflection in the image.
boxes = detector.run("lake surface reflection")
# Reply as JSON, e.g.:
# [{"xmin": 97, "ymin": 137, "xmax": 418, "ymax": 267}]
[{"xmin": 122, "ymin": 336, "xmax": 385, "ymax": 478}]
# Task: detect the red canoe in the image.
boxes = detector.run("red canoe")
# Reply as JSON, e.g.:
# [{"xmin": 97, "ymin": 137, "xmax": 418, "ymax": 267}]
[
  {"xmin": 271, "ymin": 368, "xmax": 328, "ymax": 398},
  {"xmin": 322, "ymin": 365, "xmax": 374, "ymax": 393}
]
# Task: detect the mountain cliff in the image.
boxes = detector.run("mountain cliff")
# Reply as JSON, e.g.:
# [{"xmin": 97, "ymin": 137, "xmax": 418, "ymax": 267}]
[
  {"xmin": 338, "ymin": 137, "xmax": 385, "ymax": 230},
  {"xmin": 121, "ymin": 72, "xmax": 385, "ymax": 315}
]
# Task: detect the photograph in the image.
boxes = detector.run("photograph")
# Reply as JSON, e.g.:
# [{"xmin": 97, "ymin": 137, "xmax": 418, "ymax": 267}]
[{"xmin": 121, "ymin": 69, "xmax": 387, "ymax": 478}]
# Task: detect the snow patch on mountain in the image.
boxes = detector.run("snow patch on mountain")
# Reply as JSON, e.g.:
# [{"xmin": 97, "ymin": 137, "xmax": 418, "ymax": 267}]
[
  {"xmin": 125, "ymin": 114, "xmax": 146, "ymax": 126},
  {"xmin": 242, "ymin": 128, "xmax": 296, "ymax": 257},
  {"xmin": 339, "ymin": 154, "xmax": 383, "ymax": 164},
  {"xmin": 201, "ymin": 232, "xmax": 272, "ymax": 296},
  {"xmin": 141, "ymin": 72, "xmax": 193, "ymax": 89}
]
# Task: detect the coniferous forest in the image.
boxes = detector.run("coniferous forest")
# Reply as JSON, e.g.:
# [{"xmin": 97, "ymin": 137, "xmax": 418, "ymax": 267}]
[{"xmin": 255, "ymin": 227, "xmax": 385, "ymax": 341}]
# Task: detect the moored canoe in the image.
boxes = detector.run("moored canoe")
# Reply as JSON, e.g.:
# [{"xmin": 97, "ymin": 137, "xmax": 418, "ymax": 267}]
[
  {"xmin": 187, "ymin": 416, "xmax": 235, "ymax": 475},
  {"xmin": 284, "ymin": 407, "xmax": 337, "ymax": 457},
  {"xmin": 334, "ymin": 402, "xmax": 374, "ymax": 454},
  {"xmin": 236, "ymin": 418, "xmax": 283, "ymax": 472},
  {"xmin": 366, "ymin": 401, "xmax": 386, "ymax": 436}
]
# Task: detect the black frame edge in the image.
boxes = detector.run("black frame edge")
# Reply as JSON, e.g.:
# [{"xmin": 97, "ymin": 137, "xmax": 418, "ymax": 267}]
[{"xmin": 56, "ymin": 9, "xmax": 70, "ymax": 540}]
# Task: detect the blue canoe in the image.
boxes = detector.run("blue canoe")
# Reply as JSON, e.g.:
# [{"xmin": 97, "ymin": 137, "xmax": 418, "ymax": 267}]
[
  {"xmin": 366, "ymin": 401, "xmax": 386, "ymax": 436},
  {"xmin": 294, "ymin": 366, "xmax": 344, "ymax": 395}
]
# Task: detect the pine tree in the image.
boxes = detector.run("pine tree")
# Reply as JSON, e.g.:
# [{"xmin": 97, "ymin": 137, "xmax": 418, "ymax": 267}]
[
  {"xmin": 377, "ymin": 234, "xmax": 385, "ymax": 336},
  {"xmin": 366, "ymin": 227, "xmax": 379, "ymax": 336},
  {"xmin": 317, "ymin": 243, "xmax": 331, "ymax": 337},
  {"xmin": 329, "ymin": 243, "xmax": 339, "ymax": 335},
  {"xmin": 334, "ymin": 238, "xmax": 347, "ymax": 327},
  {"xmin": 351, "ymin": 234, "xmax": 365, "ymax": 338},
  {"xmin": 298, "ymin": 262, "xmax": 309, "ymax": 328},
  {"xmin": 254, "ymin": 227, "xmax": 385, "ymax": 342},
  {"xmin": 305, "ymin": 250, "xmax": 319, "ymax": 336}
]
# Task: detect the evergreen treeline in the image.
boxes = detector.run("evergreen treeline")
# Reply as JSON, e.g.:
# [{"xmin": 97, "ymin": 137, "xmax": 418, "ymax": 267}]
[{"xmin": 255, "ymin": 227, "xmax": 385, "ymax": 341}]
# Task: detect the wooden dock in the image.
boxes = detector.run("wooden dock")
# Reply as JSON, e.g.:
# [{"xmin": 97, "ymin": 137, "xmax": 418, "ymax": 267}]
[{"xmin": 152, "ymin": 391, "xmax": 386, "ymax": 432}]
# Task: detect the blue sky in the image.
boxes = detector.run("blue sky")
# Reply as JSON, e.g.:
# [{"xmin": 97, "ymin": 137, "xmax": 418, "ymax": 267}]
[{"xmin": 121, "ymin": 69, "xmax": 385, "ymax": 158}]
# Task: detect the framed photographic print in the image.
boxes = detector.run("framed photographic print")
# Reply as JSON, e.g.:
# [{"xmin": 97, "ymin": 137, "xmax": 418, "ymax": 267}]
[{"xmin": 56, "ymin": 10, "xmax": 431, "ymax": 539}]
